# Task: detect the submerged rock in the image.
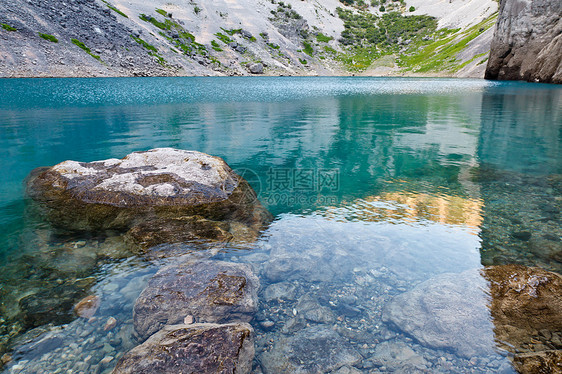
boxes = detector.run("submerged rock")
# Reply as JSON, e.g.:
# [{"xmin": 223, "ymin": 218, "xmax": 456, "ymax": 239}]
[
  {"xmin": 263, "ymin": 281, "xmax": 298, "ymax": 302},
  {"xmin": 18, "ymin": 283, "xmax": 92, "ymax": 328},
  {"xmin": 26, "ymin": 148, "xmax": 272, "ymax": 247},
  {"xmin": 483, "ymin": 264, "xmax": 562, "ymax": 362},
  {"xmin": 372, "ymin": 340, "xmax": 428, "ymax": 371},
  {"xmin": 382, "ymin": 268, "xmax": 495, "ymax": 358},
  {"xmin": 260, "ymin": 325, "xmax": 361, "ymax": 373},
  {"xmin": 73, "ymin": 295, "xmax": 100, "ymax": 319},
  {"xmin": 513, "ymin": 350, "xmax": 562, "ymax": 374},
  {"xmin": 113, "ymin": 323, "xmax": 254, "ymax": 374},
  {"xmin": 133, "ymin": 260, "xmax": 259, "ymax": 340}
]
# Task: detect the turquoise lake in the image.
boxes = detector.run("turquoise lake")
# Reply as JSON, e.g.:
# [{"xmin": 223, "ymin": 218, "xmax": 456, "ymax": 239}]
[{"xmin": 0, "ymin": 77, "xmax": 560, "ymax": 373}]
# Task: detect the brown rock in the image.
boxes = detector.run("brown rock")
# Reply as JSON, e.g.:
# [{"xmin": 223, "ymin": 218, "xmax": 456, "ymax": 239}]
[
  {"xmin": 1, "ymin": 354, "xmax": 12, "ymax": 365},
  {"xmin": 124, "ymin": 215, "xmax": 233, "ymax": 253},
  {"xmin": 103, "ymin": 316, "xmax": 117, "ymax": 331},
  {"xmin": 513, "ymin": 350, "xmax": 562, "ymax": 374},
  {"xmin": 112, "ymin": 323, "xmax": 254, "ymax": 374},
  {"xmin": 483, "ymin": 264, "xmax": 562, "ymax": 353},
  {"xmin": 73, "ymin": 295, "xmax": 100, "ymax": 318},
  {"xmin": 133, "ymin": 260, "xmax": 259, "ymax": 340}
]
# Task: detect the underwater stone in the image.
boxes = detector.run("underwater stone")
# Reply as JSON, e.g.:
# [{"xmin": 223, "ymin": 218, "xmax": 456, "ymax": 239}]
[
  {"xmin": 74, "ymin": 295, "xmax": 100, "ymax": 319},
  {"xmin": 513, "ymin": 350, "xmax": 562, "ymax": 374},
  {"xmin": 133, "ymin": 260, "xmax": 259, "ymax": 340},
  {"xmin": 18, "ymin": 284, "xmax": 90, "ymax": 328},
  {"xmin": 382, "ymin": 268, "xmax": 495, "ymax": 358},
  {"xmin": 26, "ymin": 148, "xmax": 272, "ymax": 246},
  {"xmin": 260, "ymin": 325, "xmax": 361, "ymax": 374},
  {"xmin": 263, "ymin": 281, "xmax": 298, "ymax": 302},
  {"xmin": 483, "ymin": 264, "xmax": 562, "ymax": 359},
  {"xmin": 512, "ymin": 231, "xmax": 532, "ymax": 241},
  {"xmin": 112, "ymin": 323, "xmax": 254, "ymax": 374}
]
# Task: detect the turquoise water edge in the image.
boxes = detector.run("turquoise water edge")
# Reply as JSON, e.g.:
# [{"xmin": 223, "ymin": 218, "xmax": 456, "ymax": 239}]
[{"xmin": 0, "ymin": 77, "xmax": 560, "ymax": 373}]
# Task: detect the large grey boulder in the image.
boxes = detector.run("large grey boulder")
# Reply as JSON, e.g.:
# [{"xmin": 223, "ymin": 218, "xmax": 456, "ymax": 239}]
[
  {"xmin": 485, "ymin": 0, "xmax": 562, "ymax": 83},
  {"xmin": 382, "ymin": 268, "xmax": 496, "ymax": 358},
  {"xmin": 248, "ymin": 63, "xmax": 264, "ymax": 74},
  {"xmin": 26, "ymin": 148, "xmax": 272, "ymax": 249},
  {"xmin": 259, "ymin": 325, "xmax": 361, "ymax": 373},
  {"xmin": 113, "ymin": 323, "xmax": 254, "ymax": 374},
  {"xmin": 133, "ymin": 260, "xmax": 259, "ymax": 340}
]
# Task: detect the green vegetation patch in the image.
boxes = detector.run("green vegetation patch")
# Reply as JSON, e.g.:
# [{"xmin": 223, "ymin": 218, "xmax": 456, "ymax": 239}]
[
  {"xmin": 39, "ymin": 33, "xmax": 58, "ymax": 43},
  {"xmin": 132, "ymin": 36, "xmax": 158, "ymax": 53},
  {"xmin": 299, "ymin": 58, "xmax": 307, "ymax": 65},
  {"xmin": 131, "ymin": 35, "xmax": 167, "ymax": 66},
  {"xmin": 102, "ymin": 0, "xmax": 128, "ymax": 18},
  {"xmin": 215, "ymin": 32, "xmax": 233, "ymax": 44},
  {"xmin": 139, "ymin": 13, "xmax": 171, "ymax": 30},
  {"xmin": 71, "ymin": 39, "xmax": 101, "ymax": 61},
  {"xmin": 1, "ymin": 23, "xmax": 17, "ymax": 32},
  {"xmin": 336, "ymin": 9, "xmax": 438, "ymax": 71},
  {"xmin": 140, "ymin": 10, "xmax": 208, "ymax": 58},
  {"xmin": 339, "ymin": 0, "xmax": 370, "ymax": 9},
  {"xmin": 397, "ymin": 13, "xmax": 498, "ymax": 73},
  {"xmin": 270, "ymin": 3, "xmax": 302, "ymax": 20},
  {"xmin": 316, "ymin": 33, "xmax": 333, "ymax": 43},
  {"xmin": 155, "ymin": 8, "xmax": 168, "ymax": 17},
  {"xmin": 303, "ymin": 41, "xmax": 314, "ymax": 56},
  {"xmin": 211, "ymin": 40, "xmax": 223, "ymax": 51},
  {"xmin": 222, "ymin": 28, "xmax": 242, "ymax": 36}
]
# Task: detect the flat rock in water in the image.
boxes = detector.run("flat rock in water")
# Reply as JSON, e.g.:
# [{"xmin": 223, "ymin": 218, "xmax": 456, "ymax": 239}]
[
  {"xmin": 382, "ymin": 268, "xmax": 495, "ymax": 358},
  {"xmin": 133, "ymin": 260, "xmax": 259, "ymax": 339},
  {"xmin": 260, "ymin": 325, "xmax": 361, "ymax": 373},
  {"xmin": 112, "ymin": 323, "xmax": 254, "ymax": 374},
  {"xmin": 26, "ymin": 148, "xmax": 272, "ymax": 246}
]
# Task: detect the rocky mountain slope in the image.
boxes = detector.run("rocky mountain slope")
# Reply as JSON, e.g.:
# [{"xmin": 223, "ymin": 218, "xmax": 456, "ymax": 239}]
[
  {"xmin": 485, "ymin": 0, "xmax": 562, "ymax": 84},
  {"xmin": 0, "ymin": 0, "xmax": 498, "ymax": 78}
]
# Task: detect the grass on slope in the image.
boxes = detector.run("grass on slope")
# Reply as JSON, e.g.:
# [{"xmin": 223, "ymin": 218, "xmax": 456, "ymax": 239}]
[
  {"xmin": 39, "ymin": 33, "xmax": 58, "ymax": 43},
  {"xmin": 131, "ymin": 36, "xmax": 167, "ymax": 66},
  {"xmin": 102, "ymin": 0, "xmax": 128, "ymax": 18},
  {"xmin": 397, "ymin": 13, "xmax": 498, "ymax": 73},
  {"xmin": 140, "ymin": 10, "xmax": 207, "ymax": 57},
  {"xmin": 1, "ymin": 24, "xmax": 17, "ymax": 31},
  {"xmin": 72, "ymin": 38, "xmax": 101, "ymax": 61}
]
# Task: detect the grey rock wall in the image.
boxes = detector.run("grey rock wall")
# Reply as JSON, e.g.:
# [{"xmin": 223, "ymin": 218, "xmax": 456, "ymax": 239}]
[{"xmin": 485, "ymin": 0, "xmax": 562, "ymax": 83}]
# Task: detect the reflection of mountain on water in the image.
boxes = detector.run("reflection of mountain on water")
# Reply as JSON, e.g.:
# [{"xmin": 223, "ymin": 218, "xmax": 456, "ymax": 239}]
[
  {"xmin": 478, "ymin": 86, "xmax": 561, "ymax": 175},
  {"xmin": 324, "ymin": 191, "xmax": 483, "ymax": 230},
  {"xmin": 476, "ymin": 87, "xmax": 562, "ymax": 274}
]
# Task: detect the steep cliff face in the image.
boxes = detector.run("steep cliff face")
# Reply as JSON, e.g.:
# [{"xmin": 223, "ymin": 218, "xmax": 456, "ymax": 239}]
[{"xmin": 485, "ymin": 0, "xmax": 562, "ymax": 84}]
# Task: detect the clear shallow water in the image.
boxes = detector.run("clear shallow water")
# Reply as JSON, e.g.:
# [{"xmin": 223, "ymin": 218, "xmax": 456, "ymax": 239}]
[{"xmin": 0, "ymin": 77, "xmax": 560, "ymax": 373}]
